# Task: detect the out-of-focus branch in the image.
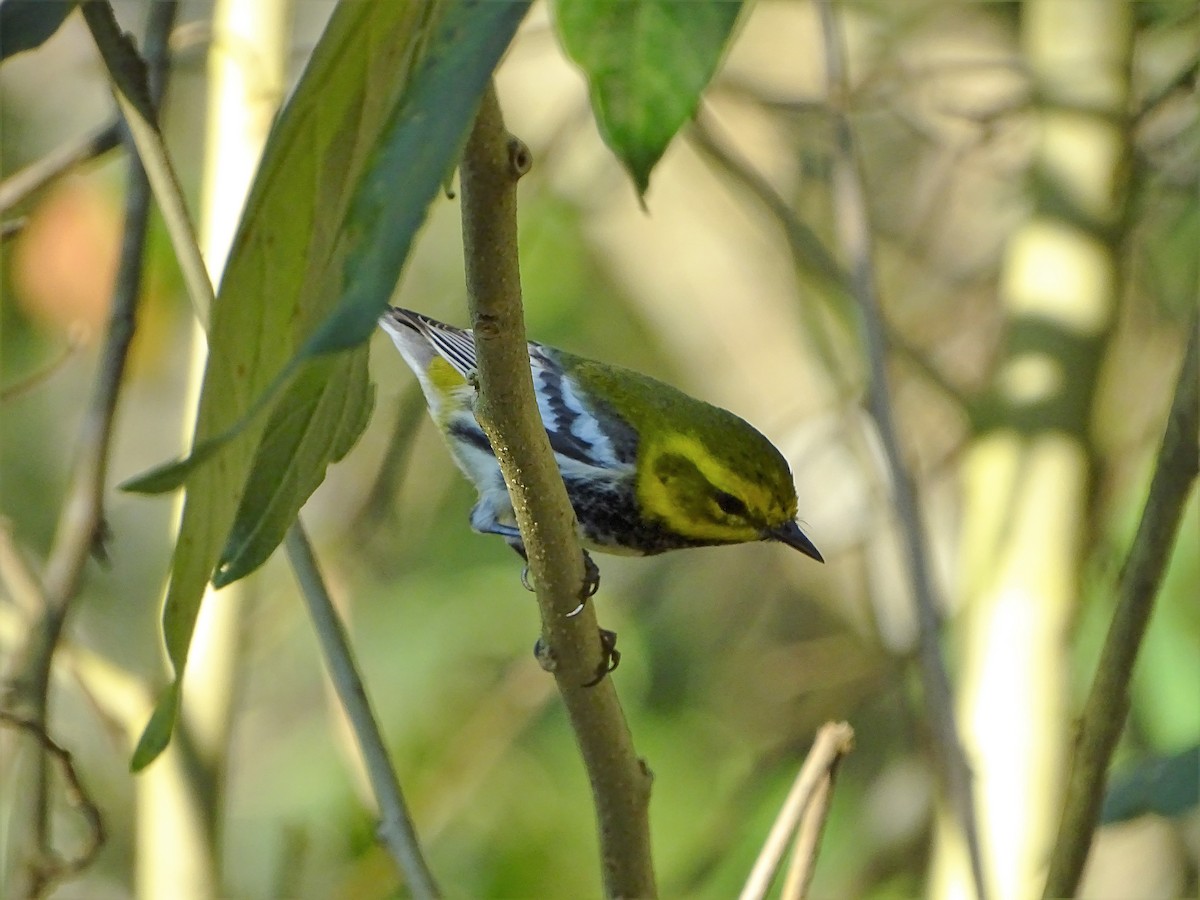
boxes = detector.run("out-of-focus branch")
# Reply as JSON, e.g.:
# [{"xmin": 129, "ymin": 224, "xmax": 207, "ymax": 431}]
[
  {"xmin": 0, "ymin": 712, "xmax": 105, "ymax": 891},
  {"xmin": 1042, "ymin": 321, "xmax": 1199, "ymax": 897},
  {"xmin": 690, "ymin": 113, "xmax": 845, "ymax": 291},
  {"xmin": 815, "ymin": 3, "xmax": 986, "ymax": 899},
  {"xmin": 7, "ymin": 5, "xmax": 178, "ymax": 897},
  {"xmin": 284, "ymin": 522, "xmax": 440, "ymax": 899},
  {"xmin": 81, "ymin": 1, "xmax": 214, "ymax": 329},
  {"xmin": 460, "ymin": 82, "xmax": 657, "ymax": 899},
  {"xmin": 2, "ymin": 217, "xmax": 27, "ymax": 241},
  {"xmin": 690, "ymin": 114, "xmax": 971, "ymax": 415},
  {"xmin": 0, "ymin": 122, "xmax": 121, "ymax": 214},
  {"xmin": 740, "ymin": 721, "xmax": 854, "ymax": 900},
  {"xmin": 0, "ymin": 332, "xmax": 86, "ymax": 403}
]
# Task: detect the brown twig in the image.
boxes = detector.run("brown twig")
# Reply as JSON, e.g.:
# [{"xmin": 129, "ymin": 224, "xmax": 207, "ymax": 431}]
[
  {"xmin": 781, "ymin": 757, "xmax": 840, "ymax": 899},
  {"xmin": 815, "ymin": 2, "xmax": 987, "ymax": 897},
  {"xmin": 739, "ymin": 721, "xmax": 854, "ymax": 900},
  {"xmin": 0, "ymin": 712, "xmax": 106, "ymax": 895},
  {"xmin": 1042, "ymin": 320, "xmax": 1199, "ymax": 897},
  {"xmin": 460, "ymin": 81, "xmax": 657, "ymax": 899}
]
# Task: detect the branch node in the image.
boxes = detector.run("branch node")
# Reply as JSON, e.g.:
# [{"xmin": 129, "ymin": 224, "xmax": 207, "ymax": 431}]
[
  {"xmin": 473, "ymin": 312, "xmax": 502, "ymax": 340},
  {"xmin": 535, "ymin": 638, "xmax": 558, "ymax": 673},
  {"xmin": 506, "ymin": 136, "xmax": 532, "ymax": 177}
]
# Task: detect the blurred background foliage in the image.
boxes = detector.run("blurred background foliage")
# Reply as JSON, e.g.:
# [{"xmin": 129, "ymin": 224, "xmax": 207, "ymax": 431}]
[{"xmin": 1, "ymin": 1, "xmax": 1197, "ymax": 898}]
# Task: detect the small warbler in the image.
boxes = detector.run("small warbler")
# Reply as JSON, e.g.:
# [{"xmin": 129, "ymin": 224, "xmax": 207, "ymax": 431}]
[{"xmin": 379, "ymin": 307, "xmax": 823, "ymax": 588}]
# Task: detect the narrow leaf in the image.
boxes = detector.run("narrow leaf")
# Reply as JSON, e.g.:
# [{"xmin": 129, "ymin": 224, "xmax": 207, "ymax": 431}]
[
  {"xmin": 0, "ymin": 1, "xmax": 76, "ymax": 61},
  {"xmin": 214, "ymin": 349, "xmax": 373, "ymax": 586},
  {"xmin": 82, "ymin": 1, "xmax": 215, "ymax": 327},
  {"xmin": 130, "ymin": 682, "xmax": 179, "ymax": 771},
  {"xmin": 1101, "ymin": 746, "xmax": 1200, "ymax": 823},
  {"xmin": 130, "ymin": 0, "xmax": 529, "ymax": 768},
  {"xmin": 553, "ymin": 0, "xmax": 744, "ymax": 197}
]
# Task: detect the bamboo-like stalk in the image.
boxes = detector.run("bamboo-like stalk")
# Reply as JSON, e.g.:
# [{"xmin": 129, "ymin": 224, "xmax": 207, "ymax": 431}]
[{"xmin": 136, "ymin": 1, "xmax": 289, "ymax": 896}]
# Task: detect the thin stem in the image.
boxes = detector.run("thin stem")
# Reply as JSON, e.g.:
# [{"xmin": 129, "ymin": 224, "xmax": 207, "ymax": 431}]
[
  {"xmin": 815, "ymin": 2, "xmax": 986, "ymax": 897},
  {"xmin": 689, "ymin": 112, "xmax": 972, "ymax": 416},
  {"xmin": 1042, "ymin": 321, "xmax": 1199, "ymax": 896},
  {"xmin": 10, "ymin": 5, "xmax": 178, "ymax": 895},
  {"xmin": 460, "ymin": 82, "xmax": 656, "ymax": 898},
  {"xmin": 0, "ymin": 712, "xmax": 105, "ymax": 890},
  {"xmin": 0, "ymin": 121, "xmax": 121, "ymax": 214},
  {"xmin": 81, "ymin": 2, "xmax": 214, "ymax": 330},
  {"xmin": 780, "ymin": 765, "xmax": 837, "ymax": 900},
  {"xmin": 284, "ymin": 522, "xmax": 440, "ymax": 900},
  {"xmin": 739, "ymin": 722, "xmax": 854, "ymax": 900}
]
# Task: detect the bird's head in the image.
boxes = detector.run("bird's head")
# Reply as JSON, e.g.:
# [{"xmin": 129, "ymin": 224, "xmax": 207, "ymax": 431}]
[{"xmin": 636, "ymin": 431, "xmax": 823, "ymax": 562}]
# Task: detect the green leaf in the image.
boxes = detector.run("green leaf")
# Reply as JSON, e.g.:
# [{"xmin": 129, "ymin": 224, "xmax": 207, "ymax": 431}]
[
  {"xmin": 214, "ymin": 349, "xmax": 373, "ymax": 586},
  {"xmin": 1101, "ymin": 746, "xmax": 1200, "ymax": 823},
  {"xmin": 119, "ymin": 360, "xmax": 298, "ymax": 493},
  {"xmin": 130, "ymin": 0, "xmax": 529, "ymax": 769},
  {"xmin": 130, "ymin": 682, "xmax": 179, "ymax": 772},
  {"xmin": 552, "ymin": 0, "xmax": 744, "ymax": 197},
  {"xmin": 0, "ymin": 1, "xmax": 77, "ymax": 61}
]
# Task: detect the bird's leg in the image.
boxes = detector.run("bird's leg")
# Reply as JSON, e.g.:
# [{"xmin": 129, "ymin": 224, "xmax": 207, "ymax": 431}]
[
  {"xmin": 471, "ymin": 502, "xmax": 615, "ymax": 683},
  {"xmin": 563, "ymin": 550, "xmax": 600, "ymax": 617},
  {"xmin": 583, "ymin": 628, "xmax": 620, "ymax": 686},
  {"xmin": 469, "ymin": 501, "xmax": 601, "ymax": 603}
]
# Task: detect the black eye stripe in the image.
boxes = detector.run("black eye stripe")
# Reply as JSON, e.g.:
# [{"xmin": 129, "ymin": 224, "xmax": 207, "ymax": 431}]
[{"xmin": 714, "ymin": 491, "xmax": 748, "ymax": 518}]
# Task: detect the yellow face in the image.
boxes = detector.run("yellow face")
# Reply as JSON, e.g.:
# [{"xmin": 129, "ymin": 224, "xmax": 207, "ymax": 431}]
[{"xmin": 636, "ymin": 433, "xmax": 798, "ymax": 545}]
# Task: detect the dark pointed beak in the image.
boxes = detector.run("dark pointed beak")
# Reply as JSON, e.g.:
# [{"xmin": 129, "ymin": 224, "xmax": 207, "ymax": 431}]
[{"xmin": 768, "ymin": 520, "xmax": 824, "ymax": 563}]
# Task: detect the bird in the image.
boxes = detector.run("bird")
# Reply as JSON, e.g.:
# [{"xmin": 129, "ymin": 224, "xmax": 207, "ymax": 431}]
[{"xmin": 378, "ymin": 307, "xmax": 823, "ymax": 581}]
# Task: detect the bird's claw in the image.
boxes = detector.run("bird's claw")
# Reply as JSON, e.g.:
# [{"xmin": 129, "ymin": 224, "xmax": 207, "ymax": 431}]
[
  {"xmin": 532, "ymin": 628, "xmax": 620, "ymax": 687},
  {"xmin": 583, "ymin": 628, "xmax": 620, "ymax": 687},
  {"xmin": 566, "ymin": 551, "xmax": 601, "ymax": 618},
  {"xmin": 523, "ymin": 553, "xmax": 601, "ymax": 613}
]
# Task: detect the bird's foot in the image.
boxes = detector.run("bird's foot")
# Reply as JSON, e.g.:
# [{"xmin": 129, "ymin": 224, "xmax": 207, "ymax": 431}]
[
  {"xmin": 533, "ymin": 628, "xmax": 620, "ymax": 687},
  {"xmin": 565, "ymin": 551, "xmax": 601, "ymax": 618},
  {"xmin": 522, "ymin": 551, "xmax": 601, "ymax": 613},
  {"xmin": 583, "ymin": 628, "xmax": 620, "ymax": 687}
]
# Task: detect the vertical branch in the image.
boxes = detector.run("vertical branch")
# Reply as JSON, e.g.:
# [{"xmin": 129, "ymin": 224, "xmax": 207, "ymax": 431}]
[
  {"xmin": 814, "ymin": 2, "xmax": 987, "ymax": 897},
  {"xmin": 1042, "ymin": 322, "xmax": 1199, "ymax": 896},
  {"xmin": 8, "ymin": 5, "xmax": 178, "ymax": 896},
  {"xmin": 459, "ymin": 82, "xmax": 657, "ymax": 899},
  {"xmin": 284, "ymin": 523, "xmax": 440, "ymax": 899}
]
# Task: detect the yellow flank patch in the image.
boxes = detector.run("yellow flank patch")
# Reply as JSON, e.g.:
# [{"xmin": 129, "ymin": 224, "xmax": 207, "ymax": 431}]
[
  {"xmin": 427, "ymin": 356, "xmax": 474, "ymax": 426},
  {"xmin": 429, "ymin": 356, "xmax": 469, "ymax": 391}
]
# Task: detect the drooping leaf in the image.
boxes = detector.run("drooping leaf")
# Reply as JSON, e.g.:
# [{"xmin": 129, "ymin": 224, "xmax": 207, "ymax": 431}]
[
  {"xmin": 129, "ymin": 0, "xmax": 529, "ymax": 771},
  {"xmin": 0, "ymin": 1, "xmax": 77, "ymax": 62},
  {"xmin": 1101, "ymin": 746, "xmax": 1200, "ymax": 823},
  {"xmin": 214, "ymin": 350, "xmax": 373, "ymax": 587},
  {"xmin": 552, "ymin": 0, "xmax": 744, "ymax": 197}
]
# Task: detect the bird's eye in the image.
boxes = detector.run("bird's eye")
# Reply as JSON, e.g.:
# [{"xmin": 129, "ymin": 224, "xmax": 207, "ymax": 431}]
[{"xmin": 713, "ymin": 491, "xmax": 748, "ymax": 518}]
